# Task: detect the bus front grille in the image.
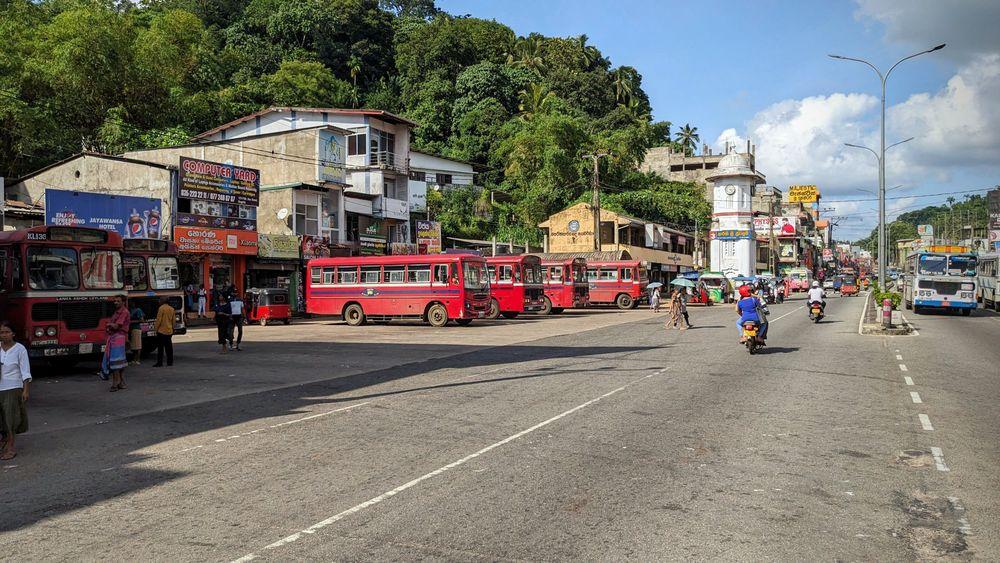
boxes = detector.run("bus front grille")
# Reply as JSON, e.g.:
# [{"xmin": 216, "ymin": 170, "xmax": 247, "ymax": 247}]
[
  {"xmin": 32, "ymin": 301, "xmax": 110, "ymax": 330},
  {"xmin": 917, "ymin": 280, "xmax": 960, "ymax": 295}
]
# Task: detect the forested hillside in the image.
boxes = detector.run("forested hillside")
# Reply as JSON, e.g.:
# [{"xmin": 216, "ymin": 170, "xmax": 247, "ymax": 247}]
[
  {"xmin": 0, "ymin": 0, "xmax": 709, "ymax": 242},
  {"xmin": 854, "ymin": 193, "xmax": 992, "ymax": 250}
]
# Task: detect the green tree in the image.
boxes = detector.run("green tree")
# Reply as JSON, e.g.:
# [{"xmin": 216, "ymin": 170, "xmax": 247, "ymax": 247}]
[
  {"xmin": 674, "ymin": 123, "xmax": 700, "ymax": 155},
  {"xmin": 267, "ymin": 60, "xmax": 354, "ymax": 107}
]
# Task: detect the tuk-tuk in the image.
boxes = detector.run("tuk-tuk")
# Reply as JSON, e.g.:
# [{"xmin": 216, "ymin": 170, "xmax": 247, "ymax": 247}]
[
  {"xmin": 840, "ymin": 277, "xmax": 859, "ymax": 297},
  {"xmin": 700, "ymin": 272, "xmax": 732, "ymax": 304},
  {"xmin": 687, "ymin": 281, "xmax": 714, "ymax": 306},
  {"xmin": 246, "ymin": 288, "xmax": 292, "ymax": 326}
]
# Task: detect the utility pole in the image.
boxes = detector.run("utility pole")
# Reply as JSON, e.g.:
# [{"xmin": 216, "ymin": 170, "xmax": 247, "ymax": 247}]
[
  {"xmin": 583, "ymin": 152, "xmax": 610, "ymax": 251},
  {"xmin": 768, "ymin": 189, "xmax": 778, "ymax": 275}
]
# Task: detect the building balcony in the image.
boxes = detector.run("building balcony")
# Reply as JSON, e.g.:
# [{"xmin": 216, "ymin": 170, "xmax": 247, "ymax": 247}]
[
  {"xmin": 369, "ymin": 151, "xmax": 407, "ymax": 173},
  {"xmin": 373, "ymin": 196, "xmax": 409, "ymax": 221}
]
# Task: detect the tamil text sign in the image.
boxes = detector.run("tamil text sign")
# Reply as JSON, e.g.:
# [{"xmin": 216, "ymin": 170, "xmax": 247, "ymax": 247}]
[
  {"xmin": 174, "ymin": 227, "xmax": 258, "ymax": 255},
  {"xmin": 179, "ymin": 157, "xmax": 260, "ymax": 206},
  {"xmin": 45, "ymin": 189, "xmax": 164, "ymax": 239},
  {"xmin": 787, "ymin": 185, "xmax": 818, "ymax": 203}
]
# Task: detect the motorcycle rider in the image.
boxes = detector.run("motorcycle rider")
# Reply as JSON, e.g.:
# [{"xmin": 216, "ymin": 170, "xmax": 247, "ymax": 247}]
[
  {"xmin": 735, "ymin": 284, "xmax": 769, "ymax": 343},
  {"xmin": 807, "ymin": 280, "xmax": 826, "ymax": 315}
]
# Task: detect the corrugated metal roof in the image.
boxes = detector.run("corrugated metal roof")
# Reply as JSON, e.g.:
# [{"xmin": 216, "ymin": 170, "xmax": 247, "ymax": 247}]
[{"xmin": 531, "ymin": 251, "xmax": 630, "ymax": 261}]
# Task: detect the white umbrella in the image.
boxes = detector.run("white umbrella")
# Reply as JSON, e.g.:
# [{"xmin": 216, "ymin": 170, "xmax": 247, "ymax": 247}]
[
  {"xmin": 670, "ymin": 278, "xmax": 695, "ymax": 288},
  {"xmin": 645, "ymin": 282, "xmax": 663, "ymax": 289}
]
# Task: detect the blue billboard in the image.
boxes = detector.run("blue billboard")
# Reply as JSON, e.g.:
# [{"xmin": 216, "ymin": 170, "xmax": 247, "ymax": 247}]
[{"xmin": 45, "ymin": 189, "xmax": 163, "ymax": 239}]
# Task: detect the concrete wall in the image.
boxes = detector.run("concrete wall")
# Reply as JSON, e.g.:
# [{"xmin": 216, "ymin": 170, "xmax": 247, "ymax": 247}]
[
  {"xmin": 542, "ymin": 204, "xmax": 601, "ymax": 253},
  {"xmin": 257, "ymin": 188, "xmax": 294, "ymax": 236}
]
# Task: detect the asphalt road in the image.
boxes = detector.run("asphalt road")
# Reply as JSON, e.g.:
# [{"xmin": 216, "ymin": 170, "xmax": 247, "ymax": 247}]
[{"xmin": 3, "ymin": 294, "xmax": 997, "ymax": 560}]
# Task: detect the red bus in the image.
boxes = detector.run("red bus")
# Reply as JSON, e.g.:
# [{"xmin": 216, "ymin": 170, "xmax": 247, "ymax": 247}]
[
  {"xmin": 122, "ymin": 238, "xmax": 186, "ymax": 350},
  {"xmin": 585, "ymin": 260, "xmax": 648, "ymax": 309},
  {"xmin": 539, "ymin": 257, "xmax": 589, "ymax": 315},
  {"xmin": 306, "ymin": 254, "xmax": 490, "ymax": 327},
  {"xmin": 485, "ymin": 255, "xmax": 544, "ymax": 319},
  {"xmin": 0, "ymin": 226, "xmax": 125, "ymax": 365}
]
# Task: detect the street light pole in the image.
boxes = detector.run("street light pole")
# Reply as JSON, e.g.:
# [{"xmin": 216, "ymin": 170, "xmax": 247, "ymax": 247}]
[
  {"xmin": 583, "ymin": 152, "xmax": 610, "ymax": 251},
  {"xmin": 830, "ymin": 43, "xmax": 945, "ymax": 288}
]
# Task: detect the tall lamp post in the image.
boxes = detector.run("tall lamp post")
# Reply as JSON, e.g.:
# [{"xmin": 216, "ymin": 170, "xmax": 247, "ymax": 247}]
[{"xmin": 830, "ymin": 43, "xmax": 945, "ymax": 288}]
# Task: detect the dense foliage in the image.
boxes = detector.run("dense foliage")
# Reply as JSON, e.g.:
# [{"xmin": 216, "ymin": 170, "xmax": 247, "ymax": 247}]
[
  {"xmin": 0, "ymin": 0, "xmax": 708, "ymax": 242},
  {"xmin": 854, "ymin": 194, "xmax": 991, "ymax": 251}
]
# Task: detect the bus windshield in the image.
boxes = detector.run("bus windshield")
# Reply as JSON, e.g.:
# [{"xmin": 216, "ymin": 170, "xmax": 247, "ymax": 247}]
[
  {"xmin": 918, "ymin": 254, "xmax": 948, "ymax": 276},
  {"xmin": 123, "ymin": 256, "xmax": 148, "ymax": 290},
  {"xmin": 572, "ymin": 265, "xmax": 586, "ymax": 283},
  {"xmin": 947, "ymin": 255, "xmax": 977, "ymax": 276},
  {"xmin": 27, "ymin": 247, "xmax": 79, "ymax": 290},
  {"xmin": 150, "ymin": 257, "xmax": 180, "ymax": 289},
  {"xmin": 81, "ymin": 250, "xmax": 124, "ymax": 289},
  {"xmin": 522, "ymin": 264, "xmax": 542, "ymax": 284},
  {"xmin": 463, "ymin": 261, "xmax": 489, "ymax": 290}
]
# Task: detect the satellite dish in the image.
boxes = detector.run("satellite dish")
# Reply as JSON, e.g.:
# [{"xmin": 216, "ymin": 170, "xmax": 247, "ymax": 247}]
[{"xmin": 276, "ymin": 208, "xmax": 289, "ymax": 220}]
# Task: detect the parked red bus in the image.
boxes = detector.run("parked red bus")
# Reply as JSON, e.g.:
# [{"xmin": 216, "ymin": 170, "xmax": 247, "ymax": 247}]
[
  {"xmin": 0, "ymin": 226, "xmax": 124, "ymax": 365},
  {"xmin": 485, "ymin": 255, "xmax": 544, "ymax": 319},
  {"xmin": 122, "ymin": 238, "xmax": 186, "ymax": 350},
  {"xmin": 538, "ymin": 257, "xmax": 589, "ymax": 314},
  {"xmin": 306, "ymin": 254, "xmax": 490, "ymax": 327},
  {"xmin": 585, "ymin": 260, "xmax": 647, "ymax": 309}
]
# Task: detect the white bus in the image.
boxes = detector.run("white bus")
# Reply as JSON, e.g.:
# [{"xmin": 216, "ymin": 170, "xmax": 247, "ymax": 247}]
[
  {"xmin": 976, "ymin": 252, "xmax": 999, "ymax": 311},
  {"xmin": 901, "ymin": 249, "xmax": 978, "ymax": 315}
]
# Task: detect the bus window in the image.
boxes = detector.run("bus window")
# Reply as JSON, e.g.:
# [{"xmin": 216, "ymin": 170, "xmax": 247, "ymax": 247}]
[
  {"xmin": 433, "ymin": 264, "xmax": 449, "ymax": 284},
  {"xmin": 338, "ymin": 266, "xmax": 358, "ymax": 284},
  {"xmin": 408, "ymin": 264, "xmax": 431, "ymax": 283},
  {"xmin": 360, "ymin": 266, "xmax": 380, "ymax": 284},
  {"xmin": 28, "ymin": 247, "xmax": 79, "ymax": 290},
  {"xmin": 487, "ymin": 265, "xmax": 497, "ymax": 282},
  {"xmin": 598, "ymin": 268, "xmax": 618, "ymax": 281},
  {"xmin": 919, "ymin": 255, "xmax": 947, "ymax": 276},
  {"xmin": 81, "ymin": 249, "xmax": 123, "ymax": 290},
  {"xmin": 384, "ymin": 265, "xmax": 405, "ymax": 283},
  {"xmin": 463, "ymin": 261, "xmax": 489, "ymax": 290},
  {"xmin": 549, "ymin": 267, "xmax": 563, "ymax": 282},
  {"xmin": 523, "ymin": 264, "xmax": 541, "ymax": 284},
  {"xmin": 498, "ymin": 265, "xmax": 513, "ymax": 282},
  {"xmin": 311, "ymin": 267, "xmax": 321, "ymax": 284},
  {"xmin": 586, "ymin": 268, "xmax": 598, "ymax": 281},
  {"xmin": 621, "ymin": 268, "xmax": 633, "ymax": 282},
  {"xmin": 123, "ymin": 257, "xmax": 148, "ymax": 290},
  {"xmin": 322, "ymin": 267, "xmax": 335, "ymax": 284},
  {"xmin": 948, "ymin": 255, "xmax": 977, "ymax": 276},
  {"xmin": 150, "ymin": 257, "xmax": 180, "ymax": 290}
]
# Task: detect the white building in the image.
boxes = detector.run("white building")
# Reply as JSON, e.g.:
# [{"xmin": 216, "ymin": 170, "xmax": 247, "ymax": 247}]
[
  {"xmin": 406, "ymin": 150, "xmax": 476, "ymax": 214},
  {"xmin": 706, "ymin": 152, "xmax": 765, "ymax": 277},
  {"xmin": 194, "ymin": 107, "xmax": 417, "ymax": 245}
]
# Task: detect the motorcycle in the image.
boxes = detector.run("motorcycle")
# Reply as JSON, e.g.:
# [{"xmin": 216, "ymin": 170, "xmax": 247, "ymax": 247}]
[
  {"xmin": 808, "ymin": 301, "xmax": 824, "ymax": 323},
  {"xmin": 742, "ymin": 321, "xmax": 762, "ymax": 354}
]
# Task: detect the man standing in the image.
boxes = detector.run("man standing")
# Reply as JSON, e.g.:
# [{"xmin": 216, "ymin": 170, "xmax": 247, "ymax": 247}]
[
  {"xmin": 228, "ymin": 292, "xmax": 245, "ymax": 351},
  {"xmin": 153, "ymin": 297, "xmax": 175, "ymax": 367}
]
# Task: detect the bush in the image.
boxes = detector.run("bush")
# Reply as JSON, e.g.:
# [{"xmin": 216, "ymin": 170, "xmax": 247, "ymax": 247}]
[{"xmin": 871, "ymin": 281, "xmax": 902, "ymax": 310}]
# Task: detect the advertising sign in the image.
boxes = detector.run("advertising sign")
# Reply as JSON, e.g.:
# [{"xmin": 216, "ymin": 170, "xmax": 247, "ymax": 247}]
[
  {"xmin": 390, "ymin": 242, "xmax": 419, "ymax": 255},
  {"xmin": 301, "ymin": 235, "xmax": 331, "ymax": 259},
  {"xmin": 788, "ymin": 185, "xmax": 818, "ymax": 203},
  {"xmin": 359, "ymin": 221, "xmax": 387, "ymax": 256},
  {"xmin": 258, "ymin": 234, "xmax": 300, "ymax": 259},
  {"xmin": 176, "ymin": 201, "xmax": 257, "ymax": 231},
  {"xmin": 317, "ymin": 130, "xmax": 346, "ymax": 184},
  {"xmin": 415, "ymin": 220, "xmax": 442, "ymax": 254},
  {"xmin": 710, "ymin": 229, "xmax": 752, "ymax": 240},
  {"xmin": 174, "ymin": 227, "xmax": 258, "ymax": 255},
  {"xmin": 989, "ymin": 188, "xmax": 1000, "ymax": 229},
  {"xmin": 752, "ymin": 216, "xmax": 799, "ymax": 235},
  {"xmin": 45, "ymin": 189, "xmax": 163, "ymax": 238},
  {"xmin": 779, "ymin": 242, "xmax": 796, "ymax": 261},
  {"xmin": 917, "ymin": 224, "xmax": 934, "ymax": 237},
  {"xmin": 179, "ymin": 157, "xmax": 260, "ymax": 206}
]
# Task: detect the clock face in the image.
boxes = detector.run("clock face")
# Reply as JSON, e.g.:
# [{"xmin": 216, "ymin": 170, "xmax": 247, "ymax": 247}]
[
  {"xmin": 568, "ymin": 220, "xmax": 580, "ymax": 233},
  {"xmin": 725, "ymin": 185, "xmax": 737, "ymax": 196}
]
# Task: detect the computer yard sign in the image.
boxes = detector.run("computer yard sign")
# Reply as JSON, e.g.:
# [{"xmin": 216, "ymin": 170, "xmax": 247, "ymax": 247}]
[{"xmin": 788, "ymin": 185, "xmax": 818, "ymax": 203}]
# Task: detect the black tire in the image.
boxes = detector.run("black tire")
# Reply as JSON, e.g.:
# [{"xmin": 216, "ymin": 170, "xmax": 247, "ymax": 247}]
[
  {"xmin": 456, "ymin": 318, "xmax": 473, "ymax": 326},
  {"xmin": 486, "ymin": 298, "xmax": 501, "ymax": 320},
  {"xmin": 961, "ymin": 308, "xmax": 971, "ymax": 316},
  {"xmin": 259, "ymin": 318, "xmax": 267, "ymax": 327},
  {"xmin": 344, "ymin": 303, "xmax": 366, "ymax": 326},
  {"xmin": 913, "ymin": 306, "xmax": 922, "ymax": 315},
  {"xmin": 814, "ymin": 315, "xmax": 821, "ymax": 323},
  {"xmin": 551, "ymin": 307, "xmax": 564, "ymax": 314},
  {"xmin": 905, "ymin": 299, "xmax": 912, "ymax": 310},
  {"xmin": 616, "ymin": 294, "xmax": 634, "ymax": 310},
  {"xmin": 501, "ymin": 311, "xmax": 519, "ymax": 319},
  {"xmin": 284, "ymin": 318, "xmax": 291, "ymax": 325},
  {"xmin": 746, "ymin": 340, "xmax": 756, "ymax": 355},
  {"xmin": 427, "ymin": 303, "xmax": 448, "ymax": 327},
  {"xmin": 538, "ymin": 296, "xmax": 553, "ymax": 315}
]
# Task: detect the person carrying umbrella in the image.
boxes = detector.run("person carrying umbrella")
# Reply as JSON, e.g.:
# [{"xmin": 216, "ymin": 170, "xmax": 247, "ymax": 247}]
[{"xmin": 646, "ymin": 282, "xmax": 663, "ymax": 312}]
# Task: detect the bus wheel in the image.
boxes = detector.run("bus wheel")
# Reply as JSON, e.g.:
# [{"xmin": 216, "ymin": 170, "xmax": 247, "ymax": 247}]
[
  {"xmin": 551, "ymin": 307, "xmax": 564, "ymax": 314},
  {"xmin": 539, "ymin": 297, "xmax": 553, "ymax": 315},
  {"xmin": 456, "ymin": 318, "xmax": 473, "ymax": 326},
  {"xmin": 616, "ymin": 294, "xmax": 634, "ymax": 309},
  {"xmin": 427, "ymin": 304, "xmax": 449, "ymax": 327},
  {"xmin": 501, "ymin": 311, "xmax": 519, "ymax": 319},
  {"xmin": 284, "ymin": 318, "xmax": 291, "ymax": 325},
  {"xmin": 486, "ymin": 298, "xmax": 501, "ymax": 320},
  {"xmin": 962, "ymin": 308, "xmax": 972, "ymax": 316},
  {"xmin": 344, "ymin": 303, "xmax": 366, "ymax": 326},
  {"xmin": 905, "ymin": 299, "xmax": 912, "ymax": 310}
]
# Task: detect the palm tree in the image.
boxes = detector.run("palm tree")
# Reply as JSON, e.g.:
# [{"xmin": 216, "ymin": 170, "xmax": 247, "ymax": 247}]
[
  {"xmin": 518, "ymin": 83, "xmax": 555, "ymax": 119},
  {"xmin": 611, "ymin": 67, "xmax": 637, "ymax": 105},
  {"xmin": 574, "ymin": 34, "xmax": 601, "ymax": 68},
  {"xmin": 618, "ymin": 97, "xmax": 649, "ymax": 122},
  {"xmin": 506, "ymin": 36, "xmax": 547, "ymax": 74},
  {"xmin": 347, "ymin": 56, "xmax": 362, "ymax": 108},
  {"xmin": 675, "ymin": 124, "xmax": 700, "ymax": 155}
]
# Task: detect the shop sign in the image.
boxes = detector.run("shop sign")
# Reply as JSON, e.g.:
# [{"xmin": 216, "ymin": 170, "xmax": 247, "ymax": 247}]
[
  {"xmin": 45, "ymin": 189, "xmax": 163, "ymax": 238},
  {"xmin": 174, "ymin": 226, "xmax": 258, "ymax": 255},
  {"xmin": 177, "ymin": 200, "xmax": 256, "ymax": 232},
  {"xmin": 390, "ymin": 242, "xmax": 419, "ymax": 255},
  {"xmin": 415, "ymin": 220, "xmax": 442, "ymax": 254},
  {"xmin": 179, "ymin": 157, "xmax": 260, "ymax": 206},
  {"xmin": 258, "ymin": 234, "xmax": 300, "ymax": 259},
  {"xmin": 788, "ymin": 185, "xmax": 818, "ymax": 203},
  {"xmin": 317, "ymin": 130, "xmax": 346, "ymax": 184},
  {"xmin": 710, "ymin": 229, "xmax": 751, "ymax": 240},
  {"xmin": 301, "ymin": 235, "xmax": 331, "ymax": 259},
  {"xmin": 779, "ymin": 242, "xmax": 796, "ymax": 261}
]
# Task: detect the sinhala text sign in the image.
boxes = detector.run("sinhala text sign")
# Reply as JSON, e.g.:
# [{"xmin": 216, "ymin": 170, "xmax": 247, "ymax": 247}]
[
  {"xmin": 179, "ymin": 157, "xmax": 260, "ymax": 206},
  {"xmin": 787, "ymin": 185, "xmax": 819, "ymax": 203},
  {"xmin": 416, "ymin": 220, "xmax": 442, "ymax": 254},
  {"xmin": 174, "ymin": 227, "xmax": 258, "ymax": 255}
]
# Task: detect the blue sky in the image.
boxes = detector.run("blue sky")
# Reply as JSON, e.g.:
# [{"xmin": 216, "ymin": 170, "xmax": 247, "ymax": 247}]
[{"xmin": 437, "ymin": 0, "xmax": 1000, "ymax": 240}]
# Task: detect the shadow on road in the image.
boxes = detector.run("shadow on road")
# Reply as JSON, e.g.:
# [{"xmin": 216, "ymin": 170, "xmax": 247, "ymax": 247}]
[{"xmin": 759, "ymin": 347, "xmax": 800, "ymax": 354}]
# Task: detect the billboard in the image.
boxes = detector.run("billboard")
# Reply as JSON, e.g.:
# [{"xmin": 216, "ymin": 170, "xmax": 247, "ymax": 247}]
[
  {"xmin": 359, "ymin": 221, "xmax": 387, "ymax": 256},
  {"xmin": 174, "ymin": 227, "xmax": 258, "ymax": 255},
  {"xmin": 317, "ymin": 129, "xmax": 346, "ymax": 184},
  {"xmin": 179, "ymin": 157, "xmax": 259, "ymax": 206},
  {"xmin": 752, "ymin": 216, "xmax": 798, "ymax": 236},
  {"xmin": 917, "ymin": 224, "xmax": 934, "ymax": 237},
  {"xmin": 45, "ymin": 189, "xmax": 163, "ymax": 239},
  {"xmin": 176, "ymin": 201, "xmax": 256, "ymax": 231},
  {"xmin": 788, "ymin": 185, "xmax": 818, "ymax": 203},
  {"xmin": 258, "ymin": 234, "xmax": 300, "ymax": 259},
  {"xmin": 416, "ymin": 220, "xmax": 442, "ymax": 254}
]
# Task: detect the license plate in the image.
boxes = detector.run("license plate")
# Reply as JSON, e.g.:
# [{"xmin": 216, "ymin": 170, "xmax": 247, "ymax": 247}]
[
  {"xmin": 79, "ymin": 343, "xmax": 93, "ymax": 354},
  {"xmin": 743, "ymin": 329, "xmax": 757, "ymax": 336},
  {"xmin": 812, "ymin": 308, "xmax": 821, "ymax": 313},
  {"xmin": 145, "ymin": 330, "xmax": 156, "ymax": 336}
]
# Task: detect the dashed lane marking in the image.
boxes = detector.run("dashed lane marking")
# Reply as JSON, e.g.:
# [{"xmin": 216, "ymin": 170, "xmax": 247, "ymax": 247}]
[
  {"xmin": 910, "ymin": 391, "xmax": 923, "ymax": 404},
  {"xmin": 919, "ymin": 414, "xmax": 934, "ymax": 431},
  {"xmin": 230, "ymin": 368, "xmax": 668, "ymax": 562},
  {"xmin": 899, "ymin": 364, "xmax": 909, "ymax": 372},
  {"xmin": 931, "ymin": 447, "xmax": 950, "ymax": 472},
  {"xmin": 896, "ymin": 354, "xmax": 903, "ymax": 360},
  {"xmin": 904, "ymin": 376, "xmax": 914, "ymax": 386}
]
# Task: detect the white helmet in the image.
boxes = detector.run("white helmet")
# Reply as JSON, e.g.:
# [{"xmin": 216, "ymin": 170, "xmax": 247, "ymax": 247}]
[{"xmin": 812, "ymin": 281, "xmax": 820, "ymax": 288}]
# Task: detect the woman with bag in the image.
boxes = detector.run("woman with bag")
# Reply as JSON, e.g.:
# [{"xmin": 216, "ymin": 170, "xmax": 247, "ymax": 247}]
[{"xmin": 0, "ymin": 321, "xmax": 31, "ymax": 460}]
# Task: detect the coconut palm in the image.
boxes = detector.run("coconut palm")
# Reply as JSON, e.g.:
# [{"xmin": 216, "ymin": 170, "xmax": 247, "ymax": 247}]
[
  {"xmin": 675, "ymin": 124, "xmax": 700, "ymax": 155},
  {"xmin": 506, "ymin": 36, "xmax": 547, "ymax": 74},
  {"xmin": 518, "ymin": 83, "xmax": 555, "ymax": 119},
  {"xmin": 347, "ymin": 56, "xmax": 362, "ymax": 108},
  {"xmin": 611, "ymin": 67, "xmax": 637, "ymax": 105}
]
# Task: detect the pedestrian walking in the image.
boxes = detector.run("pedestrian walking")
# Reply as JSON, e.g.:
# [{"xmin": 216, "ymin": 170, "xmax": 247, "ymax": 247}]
[
  {"xmin": 153, "ymin": 297, "xmax": 175, "ymax": 367},
  {"xmin": 128, "ymin": 304, "xmax": 145, "ymax": 366},
  {"xmin": 665, "ymin": 289, "xmax": 683, "ymax": 330},
  {"xmin": 0, "ymin": 321, "xmax": 31, "ymax": 460},
  {"xmin": 184, "ymin": 283, "xmax": 195, "ymax": 314},
  {"xmin": 649, "ymin": 287, "xmax": 661, "ymax": 312},
  {"xmin": 215, "ymin": 294, "xmax": 232, "ymax": 354},
  {"xmin": 228, "ymin": 293, "xmax": 245, "ymax": 351},
  {"xmin": 678, "ymin": 289, "xmax": 692, "ymax": 329},
  {"xmin": 197, "ymin": 285, "xmax": 207, "ymax": 318},
  {"xmin": 102, "ymin": 295, "xmax": 130, "ymax": 391}
]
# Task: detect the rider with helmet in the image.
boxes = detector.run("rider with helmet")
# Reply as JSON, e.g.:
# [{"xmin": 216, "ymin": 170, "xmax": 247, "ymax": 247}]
[
  {"xmin": 735, "ymin": 284, "xmax": 769, "ymax": 343},
  {"xmin": 807, "ymin": 280, "xmax": 826, "ymax": 313}
]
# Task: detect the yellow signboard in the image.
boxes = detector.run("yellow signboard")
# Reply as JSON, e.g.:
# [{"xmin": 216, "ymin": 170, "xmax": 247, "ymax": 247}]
[{"xmin": 788, "ymin": 185, "xmax": 819, "ymax": 203}]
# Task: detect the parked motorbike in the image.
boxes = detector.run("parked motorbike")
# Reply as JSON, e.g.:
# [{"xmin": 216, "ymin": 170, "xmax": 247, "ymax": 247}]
[
  {"xmin": 808, "ymin": 301, "xmax": 824, "ymax": 323},
  {"xmin": 742, "ymin": 321, "xmax": 762, "ymax": 354}
]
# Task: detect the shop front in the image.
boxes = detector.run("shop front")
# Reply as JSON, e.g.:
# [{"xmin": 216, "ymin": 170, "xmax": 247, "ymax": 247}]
[
  {"xmin": 175, "ymin": 227, "xmax": 258, "ymax": 311},
  {"xmin": 248, "ymin": 234, "xmax": 302, "ymax": 310}
]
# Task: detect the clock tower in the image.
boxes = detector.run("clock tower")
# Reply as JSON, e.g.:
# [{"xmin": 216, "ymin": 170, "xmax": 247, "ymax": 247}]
[{"xmin": 706, "ymin": 152, "xmax": 765, "ymax": 277}]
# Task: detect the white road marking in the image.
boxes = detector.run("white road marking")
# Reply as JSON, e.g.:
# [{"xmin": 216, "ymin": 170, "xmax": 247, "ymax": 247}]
[
  {"xmin": 918, "ymin": 414, "xmax": 934, "ymax": 431},
  {"xmin": 904, "ymin": 376, "xmax": 914, "ymax": 386},
  {"xmin": 910, "ymin": 391, "xmax": 922, "ymax": 404},
  {"xmin": 770, "ymin": 305, "xmax": 806, "ymax": 323},
  {"xmin": 931, "ymin": 447, "xmax": 950, "ymax": 472},
  {"xmin": 895, "ymin": 354, "xmax": 903, "ymax": 360},
  {"xmin": 268, "ymin": 402, "xmax": 371, "ymax": 428},
  {"xmin": 899, "ymin": 364, "xmax": 908, "ymax": 372},
  {"xmin": 230, "ymin": 369, "xmax": 666, "ymax": 562}
]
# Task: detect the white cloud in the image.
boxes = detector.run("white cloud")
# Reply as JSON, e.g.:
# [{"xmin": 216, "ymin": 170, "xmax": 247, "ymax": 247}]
[
  {"xmin": 713, "ymin": 128, "xmax": 745, "ymax": 154},
  {"xmin": 854, "ymin": 0, "xmax": 1000, "ymax": 61}
]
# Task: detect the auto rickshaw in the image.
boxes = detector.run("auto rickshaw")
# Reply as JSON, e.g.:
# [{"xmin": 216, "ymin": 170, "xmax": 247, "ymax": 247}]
[
  {"xmin": 840, "ymin": 277, "xmax": 859, "ymax": 297},
  {"xmin": 687, "ymin": 281, "xmax": 714, "ymax": 306},
  {"xmin": 860, "ymin": 276, "xmax": 870, "ymax": 290},
  {"xmin": 246, "ymin": 287, "xmax": 292, "ymax": 326},
  {"xmin": 700, "ymin": 272, "xmax": 732, "ymax": 304}
]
